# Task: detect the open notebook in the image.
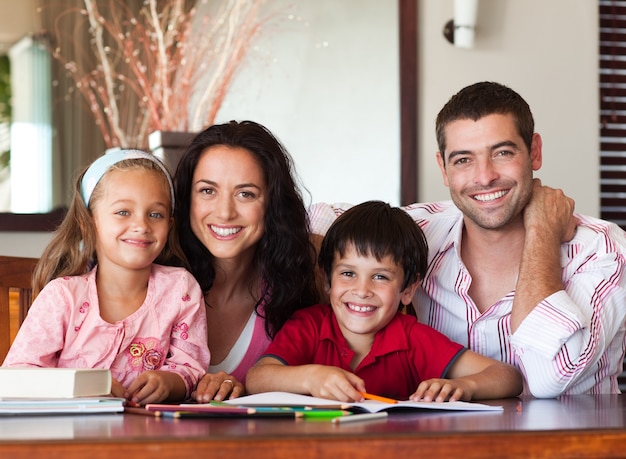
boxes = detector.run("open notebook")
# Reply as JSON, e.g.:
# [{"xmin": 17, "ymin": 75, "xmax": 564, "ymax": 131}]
[{"xmin": 223, "ymin": 392, "xmax": 503, "ymax": 413}]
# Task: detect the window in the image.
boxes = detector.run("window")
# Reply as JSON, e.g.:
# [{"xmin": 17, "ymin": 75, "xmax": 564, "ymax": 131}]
[
  {"xmin": 7, "ymin": 36, "xmax": 52, "ymax": 213},
  {"xmin": 600, "ymin": 0, "xmax": 626, "ymax": 230}
]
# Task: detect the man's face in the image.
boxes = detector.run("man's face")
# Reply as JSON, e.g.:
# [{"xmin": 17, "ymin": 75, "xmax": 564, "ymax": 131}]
[{"xmin": 436, "ymin": 113, "xmax": 542, "ymax": 232}]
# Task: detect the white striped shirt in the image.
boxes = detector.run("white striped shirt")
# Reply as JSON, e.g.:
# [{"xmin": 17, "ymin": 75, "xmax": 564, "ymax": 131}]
[{"xmin": 308, "ymin": 201, "xmax": 626, "ymax": 397}]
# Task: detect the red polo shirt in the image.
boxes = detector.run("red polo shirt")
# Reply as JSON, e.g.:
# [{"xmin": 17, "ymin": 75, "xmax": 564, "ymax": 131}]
[{"xmin": 262, "ymin": 304, "xmax": 465, "ymax": 400}]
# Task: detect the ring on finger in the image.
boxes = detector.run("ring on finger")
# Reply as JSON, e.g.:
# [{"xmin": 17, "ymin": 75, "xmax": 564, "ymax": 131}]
[{"xmin": 222, "ymin": 379, "xmax": 233, "ymax": 386}]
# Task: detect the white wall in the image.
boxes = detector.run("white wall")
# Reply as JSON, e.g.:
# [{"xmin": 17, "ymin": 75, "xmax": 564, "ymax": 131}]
[
  {"xmin": 0, "ymin": 232, "xmax": 51, "ymax": 257},
  {"xmin": 418, "ymin": 0, "xmax": 599, "ymax": 217},
  {"xmin": 217, "ymin": 0, "xmax": 400, "ymax": 207},
  {"xmin": 0, "ymin": 0, "xmax": 599, "ymax": 257}
]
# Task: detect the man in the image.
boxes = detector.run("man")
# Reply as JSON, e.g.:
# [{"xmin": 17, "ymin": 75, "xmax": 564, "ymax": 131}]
[{"xmin": 309, "ymin": 82, "xmax": 626, "ymax": 397}]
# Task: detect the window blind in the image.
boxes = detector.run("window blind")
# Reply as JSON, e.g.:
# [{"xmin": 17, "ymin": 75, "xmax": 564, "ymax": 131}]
[{"xmin": 600, "ymin": 0, "xmax": 626, "ymax": 230}]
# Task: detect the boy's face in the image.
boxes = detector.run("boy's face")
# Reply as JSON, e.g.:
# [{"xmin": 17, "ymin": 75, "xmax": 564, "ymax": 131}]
[{"xmin": 328, "ymin": 245, "xmax": 418, "ymax": 343}]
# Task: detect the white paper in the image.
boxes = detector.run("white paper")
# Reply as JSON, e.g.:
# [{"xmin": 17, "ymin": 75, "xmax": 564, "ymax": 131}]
[{"xmin": 224, "ymin": 392, "xmax": 503, "ymax": 412}]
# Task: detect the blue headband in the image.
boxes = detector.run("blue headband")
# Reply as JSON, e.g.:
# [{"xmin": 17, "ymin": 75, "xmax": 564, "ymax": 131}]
[{"xmin": 80, "ymin": 149, "xmax": 175, "ymax": 214}]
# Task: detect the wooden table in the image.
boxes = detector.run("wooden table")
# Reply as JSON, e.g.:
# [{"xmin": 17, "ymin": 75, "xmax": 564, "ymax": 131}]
[{"xmin": 1, "ymin": 395, "xmax": 625, "ymax": 459}]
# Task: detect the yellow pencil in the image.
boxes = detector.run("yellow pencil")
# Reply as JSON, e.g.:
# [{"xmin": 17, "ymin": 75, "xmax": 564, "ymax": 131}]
[{"xmin": 360, "ymin": 392, "xmax": 397, "ymax": 404}]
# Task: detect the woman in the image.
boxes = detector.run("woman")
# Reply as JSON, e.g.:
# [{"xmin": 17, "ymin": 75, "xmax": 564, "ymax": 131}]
[{"xmin": 174, "ymin": 120, "xmax": 319, "ymax": 402}]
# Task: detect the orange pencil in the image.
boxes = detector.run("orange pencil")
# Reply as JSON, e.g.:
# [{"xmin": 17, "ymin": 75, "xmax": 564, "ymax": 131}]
[{"xmin": 360, "ymin": 392, "xmax": 397, "ymax": 404}]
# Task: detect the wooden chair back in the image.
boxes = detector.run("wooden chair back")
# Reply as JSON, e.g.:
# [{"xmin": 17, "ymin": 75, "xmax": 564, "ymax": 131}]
[{"xmin": 0, "ymin": 255, "xmax": 38, "ymax": 364}]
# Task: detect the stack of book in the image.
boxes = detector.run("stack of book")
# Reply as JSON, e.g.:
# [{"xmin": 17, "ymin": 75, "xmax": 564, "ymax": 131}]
[{"xmin": 0, "ymin": 368, "xmax": 124, "ymax": 415}]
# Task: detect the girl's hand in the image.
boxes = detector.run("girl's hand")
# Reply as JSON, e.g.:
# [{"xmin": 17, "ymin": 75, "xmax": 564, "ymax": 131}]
[
  {"xmin": 110, "ymin": 378, "xmax": 126, "ymax": 399},
  {"xmin": 410, "ymin": 378, "xmax": 472, "ymax": 402},
  {"xmin": 194, "ymin": 371, "xmax": 244, "ymax": 403},
  {"xmin": 125, "ymin": 370, "xmax": 186, "ymax": 405}
]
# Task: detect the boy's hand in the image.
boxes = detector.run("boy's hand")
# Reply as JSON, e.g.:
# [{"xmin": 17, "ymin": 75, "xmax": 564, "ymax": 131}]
[
  {"xmin": 410, "ymin": 378, "xmax": 473, "ymax": 402},
  {"xmin": 125, "ymin": 370, "xmax": 184, "ymax": 405},
  {"xmin": 193, "ymin": 372, "xmax": 244, "ymax": 403},
  {"xmin": 303, "ymin": 365, "xmax": 366, "ymax": 402}
]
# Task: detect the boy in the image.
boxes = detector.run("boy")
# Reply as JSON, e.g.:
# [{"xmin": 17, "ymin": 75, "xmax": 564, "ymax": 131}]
[{"xmin": 246, "ymin": 201, "xmax": 522, "ymax": 402}]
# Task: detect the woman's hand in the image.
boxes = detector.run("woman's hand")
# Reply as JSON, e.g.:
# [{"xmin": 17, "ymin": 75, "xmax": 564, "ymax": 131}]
[{"xmin": 193, "ymin": 371, "xmax": 244, "ymax": 402}]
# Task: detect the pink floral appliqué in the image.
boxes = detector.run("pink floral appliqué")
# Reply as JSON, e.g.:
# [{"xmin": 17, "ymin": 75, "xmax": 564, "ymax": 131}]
[
  {"xmin": 79, "ymin": 301, "xmax": 89, "ymax": 313},
  {"xmin": 172, "ymin": 322, "xmax": 189, "ymax": 340},
  {"xmin": 127, "ymin": 338, "xmax": 164, "ymax": 371},
  {"xmin": 182, "ymin": 293, "xmax": 191, "ymax": 302}
]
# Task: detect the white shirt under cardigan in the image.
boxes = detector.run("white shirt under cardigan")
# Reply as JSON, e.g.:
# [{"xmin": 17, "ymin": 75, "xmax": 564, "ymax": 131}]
[{"xmin": 308, "ymin": 201, "xmax": 626, "ymax": 397}]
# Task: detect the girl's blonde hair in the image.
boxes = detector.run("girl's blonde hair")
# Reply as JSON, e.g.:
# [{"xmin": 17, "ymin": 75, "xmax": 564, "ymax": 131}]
[{"xmin": 32, "ymin": 157, "xmax": 187, "ymax": 296}]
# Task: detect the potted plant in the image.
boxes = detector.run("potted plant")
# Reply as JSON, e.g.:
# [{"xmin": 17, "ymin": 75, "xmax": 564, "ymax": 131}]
[{"xmin": 44, "ymin": 0, "xmax": 274, "ymax": 150}]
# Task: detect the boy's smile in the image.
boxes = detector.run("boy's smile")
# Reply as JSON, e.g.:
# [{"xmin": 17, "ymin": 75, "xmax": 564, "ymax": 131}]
[{"xmin": 329, "ymin": 245, "xmax": 417, "ymax": 344}]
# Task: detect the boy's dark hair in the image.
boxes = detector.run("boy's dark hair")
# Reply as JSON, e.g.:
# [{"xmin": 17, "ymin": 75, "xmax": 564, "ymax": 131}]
[
  {"xmin": 435, "ymin": 81, "xmax": 535, "ymax": 163},
  {"xmin": 318, "ymin": 200, "xmax": 428, "ymax": 293}
]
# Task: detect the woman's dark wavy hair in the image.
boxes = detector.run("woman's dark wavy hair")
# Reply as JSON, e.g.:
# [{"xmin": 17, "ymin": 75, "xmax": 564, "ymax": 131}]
[{"xmin": 173, "ymin": 120, "xmax": 319, "ymax": 338}]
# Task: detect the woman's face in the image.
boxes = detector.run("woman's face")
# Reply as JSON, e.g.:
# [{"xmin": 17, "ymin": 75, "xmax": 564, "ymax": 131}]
[{"xmin": 189, "ymin": 145, "xmax": 267, "ymax": 264}]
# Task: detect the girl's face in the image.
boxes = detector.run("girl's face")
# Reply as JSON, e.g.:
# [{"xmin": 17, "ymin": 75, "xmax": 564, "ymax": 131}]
[
  {"xmin": 92, "ymin": 168, "xmax": 172, "ymax": 273},
  {"xmin": 189, "ymin": 145, "xmax": 267, "ymax": 265}
]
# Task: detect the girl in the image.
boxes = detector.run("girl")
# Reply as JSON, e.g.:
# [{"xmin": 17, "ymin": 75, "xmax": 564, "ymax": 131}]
[{"xmin": 3, "ymin": 149, "xmax": 211, "ymax": 405}]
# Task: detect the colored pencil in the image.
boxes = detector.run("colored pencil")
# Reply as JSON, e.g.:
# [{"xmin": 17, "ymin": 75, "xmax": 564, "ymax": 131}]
[
  {"xmin": 145, "ymin": 404, "xmax": 254, "ymax": 414},
  {"xmin": 124, "ymin": 406, "xmax": 160, "ymax": 417},
  {"xmin": 299, "ymin": 410, "xmax": 351, "ymax": 419},
  {"xmin": 360, "ymin": 392, "xmax": 397, "ymax": 404},
  {"xmin": 159, "ymin": 409, "xmax": 300, "ymax": 419},
  {"xmin": 332, "ymin": 412, "xmax": 389, "ymax": 424}
]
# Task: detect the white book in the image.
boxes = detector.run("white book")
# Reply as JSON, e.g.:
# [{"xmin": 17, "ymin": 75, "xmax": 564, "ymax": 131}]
[
  {"xmin": 224, "ymin": 391, "xmax": 503, "ymax": 412},
  {"xmin": 0, "ymin": 397, "xmax": 125, "ymax": 415},
  {"xmin": 0, "ymin": 368, "xmax": 112, "ymax": 399}
]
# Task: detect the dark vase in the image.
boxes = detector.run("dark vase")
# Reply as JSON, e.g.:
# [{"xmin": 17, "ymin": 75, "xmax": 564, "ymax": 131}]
[{"xmin": 148, "ymin": 130, "xmax": 197, "ymax": 175}]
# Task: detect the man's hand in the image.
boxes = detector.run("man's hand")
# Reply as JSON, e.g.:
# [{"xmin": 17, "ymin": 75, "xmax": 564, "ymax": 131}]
[
  {"xmin": 524, "ymin": 179, "xmax": 578, "ymax": 243},
  {"xmin": 512, "ymin": 179, "xmax": 576, "ymax": 331}
]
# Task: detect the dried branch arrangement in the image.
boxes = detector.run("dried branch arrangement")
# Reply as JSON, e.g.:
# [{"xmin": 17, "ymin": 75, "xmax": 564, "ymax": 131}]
[{"xmin": 43, "ymin": 0, "xmax": 272, "ymax": 149}]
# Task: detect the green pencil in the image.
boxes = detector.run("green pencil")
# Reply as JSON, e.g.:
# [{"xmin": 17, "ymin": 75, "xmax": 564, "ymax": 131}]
[{"xmin": 300, "ymin": 410, "xmax": 351, "ymax": 419}]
